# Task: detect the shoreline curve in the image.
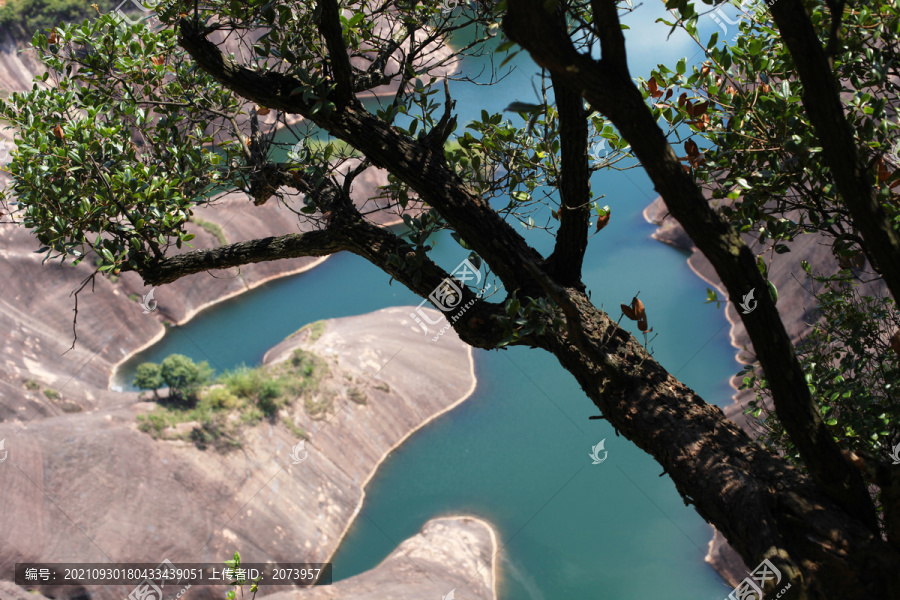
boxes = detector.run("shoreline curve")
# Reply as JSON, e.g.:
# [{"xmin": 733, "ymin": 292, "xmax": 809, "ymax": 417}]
[{"xmin": 323, "ymin": 342, "xmax": 481, "ymax": 564}]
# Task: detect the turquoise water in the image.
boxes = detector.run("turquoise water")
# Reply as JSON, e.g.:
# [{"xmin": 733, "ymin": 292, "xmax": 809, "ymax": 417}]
[{"xmin": 117, "ymin": 6, "xmax": 739, "ymax": 599}]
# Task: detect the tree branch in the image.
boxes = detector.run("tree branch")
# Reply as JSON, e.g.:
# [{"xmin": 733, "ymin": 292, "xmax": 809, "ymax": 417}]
[
  {"xmin": 503, "ymin": 0, "xmax": 878, "ymax": 531},
  {"xmin": 177, "ymin": 17, "xmax": 546, "ymax": 295},
  {"xmin": 134, "ymin": 230, "xmax": 341, "ymax": 285},
  {"xmin": 317, "ymin": 0, "xmax": 355, "ymax": 106},
  {"xmin": 769, "ymin": 0, "xmax": 900, "ymax": 304},
  {"xmin": 545, "ymin": 71, "xmax": 591, "ymax": 287},
  {"xmin": 591, "ymin": 0, "xmax": 627, "ymax": 70}
]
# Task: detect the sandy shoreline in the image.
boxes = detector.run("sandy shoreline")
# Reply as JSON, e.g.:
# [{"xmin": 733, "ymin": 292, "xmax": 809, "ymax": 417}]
[
  {"xmin": 429, "ymin": 514, "xmax": 501, "ymax": 600},
  {"xmin": 324, "ymin": 342, "xmax": 481, "ymax": 560}
]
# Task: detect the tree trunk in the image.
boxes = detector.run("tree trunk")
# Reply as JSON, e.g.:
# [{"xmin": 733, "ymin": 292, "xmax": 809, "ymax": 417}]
[{"xmin": 511, "ymin": 290, "xmax": 900, "ymax": 599}]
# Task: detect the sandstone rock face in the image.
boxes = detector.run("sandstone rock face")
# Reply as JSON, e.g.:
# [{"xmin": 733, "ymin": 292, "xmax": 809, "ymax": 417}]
[
  {"xmin": 0, "ymin": 165, "xmax": 405, "ymax": 420},
  {"xmin": 266, "ymin": 517, "xmax": 497, "ymax": 600},
  {"xmin": 0, "ymin": 307, "xmax": 481, "ymax": 600}
]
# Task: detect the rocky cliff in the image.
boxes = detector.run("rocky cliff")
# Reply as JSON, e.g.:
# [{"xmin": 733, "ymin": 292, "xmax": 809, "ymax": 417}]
[{"xmin": 0, "ymin": 305, "xmax": 493, "ymax": 600}]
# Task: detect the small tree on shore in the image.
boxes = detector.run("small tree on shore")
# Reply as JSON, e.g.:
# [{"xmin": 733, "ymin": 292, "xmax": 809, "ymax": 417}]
[
  {"xmin": 133, "ymin": 362, "xmax": 163, "ymax": 399},
  {"xmin": 134, "ymin": 355, "xmax": 212, "ymax": 403}
]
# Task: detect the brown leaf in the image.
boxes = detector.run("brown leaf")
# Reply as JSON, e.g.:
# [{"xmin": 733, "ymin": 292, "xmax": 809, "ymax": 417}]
[
  {"xmin": 760, "ymin": 83, "xmax": 771, "ymax": 94},
  {"xmin": 726, "ymin": 86, "xmax": 737, "ymax": 97},
  {"xmin": 891, "ymin": 330, "xmax": 900, "ymax": 354},
  {"xmin": 694, "ymin": 101, "xmax": 709, "ymax": 115},
  {"xmin": 150, "ymin": 56, "xmax": 165, "ymax": 66},
  {"xmin": 632, "ymin": 297, "xmax": 646, "ymax": 321},
  {"xmin": 647, "ymin": 77, "xmax": 664, "ymax": 99},
  {"xmin": 691, "ymin": 114, "xmax": 710, "ymax": 132},
  {"xmin": 53, "ymin": 124, "xmax": 65, "ymax": 140},
  {"xmin": 596, "ymin": 211, "xmax": 610, "ymax": 232},
  {"xmin": 700, "ymin": 63, "xmax": 711, "ymax": 78},
  {"xmin": 47, "ymin": 31, "xmax": 60, "ymax": 45},
  {"xmin": 621, "ymin": 296, "xmax": 647, "ymax": 327},
  {"xmin": 684, "ymin": 139, "xmax": 699, "ymax": 157},
  {"xmin": 664, "ymin": 88, "xmax": 673, "ymax": 101},
  {"xmin": 256, "ymin": 105, "xmax": 271, "ymax": 116},
  {"xmin": 678, "ymin": 92, "xmax": 687, "ymax": 108}
]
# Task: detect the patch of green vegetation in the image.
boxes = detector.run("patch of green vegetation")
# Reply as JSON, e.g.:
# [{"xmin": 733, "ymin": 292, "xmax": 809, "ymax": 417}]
[
  {"xmin": 347, "ymin": 387, "xmax": 367, "ymax": 405},
  {"xmin": 23, "ymin": 379, "xmax": 40, "ymax": 391},
  {"xmin": 286, "ymin": 319, "xmax": 326, "ymax": 342},
  {"xmin": 190, "ymin": 417, "xmax": 242, "ymax": 452},
  {"xmin": 58, "ymin": 399, "xmax": 82, "ymax": 413},
  {"xmin": 128, "ymin": 293, "xmax": 140, "ymax": 303},
  {"xmin": 281, "ymin": 417, "xmax": 309, "ymax": 440},
  {"xmin": 300, "ymin": 138, "xmax": 361, "ymax": 159},
  {"xmin": 135, "ymin": 348, "xmax": 330, "ymax": 450},
  {"xmin": 42, "ymin": 388, "xmax": 59, "ymax": 400},
  {"xmin": 190, "ymin": 217, "xmax": 227, "ymax": 246},
  {"xmin": 304, "ymin": 392, "xmax": 336, "ymax": 419},
  {"xmin": 373, "ymin": 381, "xmax": 391, "ymax": 393}
]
